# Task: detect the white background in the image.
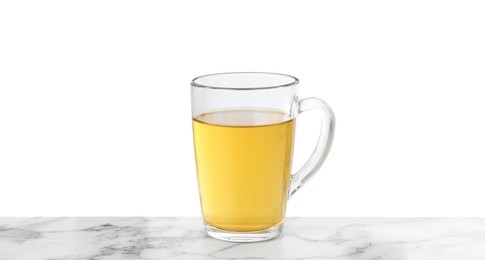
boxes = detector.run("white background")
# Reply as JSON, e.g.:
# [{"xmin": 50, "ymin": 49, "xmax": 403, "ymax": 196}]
[{"xmin": 1, "ymin": 0, "xmax": 484, "ymax": 216}]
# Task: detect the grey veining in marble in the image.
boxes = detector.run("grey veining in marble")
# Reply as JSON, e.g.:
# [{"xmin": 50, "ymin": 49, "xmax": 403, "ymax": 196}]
[{"xmin": 1, "ymin": 217, "xmax": 485, "ymax": 260}]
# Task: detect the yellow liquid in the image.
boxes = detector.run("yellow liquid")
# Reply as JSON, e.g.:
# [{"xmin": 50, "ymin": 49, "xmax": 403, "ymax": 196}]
[{"xmin": 193, "ymin": 110, "xmax": 295, "ymax": 232}]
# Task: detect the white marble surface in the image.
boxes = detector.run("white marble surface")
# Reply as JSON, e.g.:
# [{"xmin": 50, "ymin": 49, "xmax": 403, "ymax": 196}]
[{"xmin": 1, "ymin": 218, "xmax": 485, "ymax": 260}]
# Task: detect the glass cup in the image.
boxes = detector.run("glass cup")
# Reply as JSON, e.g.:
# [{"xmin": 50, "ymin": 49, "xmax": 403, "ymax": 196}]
[{"xmin": 191, "ymin": 72, "xmax": 335, "ymax": 242}]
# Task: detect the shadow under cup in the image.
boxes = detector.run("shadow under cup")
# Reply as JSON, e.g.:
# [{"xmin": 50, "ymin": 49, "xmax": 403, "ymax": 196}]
[{"xmin": 191, "ymin": 72, "xmax": 335, "ymax": 242}]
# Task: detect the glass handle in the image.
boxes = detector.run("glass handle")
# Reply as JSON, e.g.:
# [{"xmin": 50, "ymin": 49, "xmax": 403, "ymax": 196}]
[{"xmin": 289, "ymin": 97, "xmax": 335, "ymax": 200}]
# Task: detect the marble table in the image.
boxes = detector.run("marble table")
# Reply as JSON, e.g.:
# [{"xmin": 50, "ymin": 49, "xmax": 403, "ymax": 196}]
[{"xmin": 1, "ymin": 217, "xmax": 485, "ymax": 260}]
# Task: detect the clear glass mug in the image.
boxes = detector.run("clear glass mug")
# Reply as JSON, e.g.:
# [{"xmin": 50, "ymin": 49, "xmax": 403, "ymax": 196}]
[{"xmin": 191, "ymin": 72, "xmax": 335, "ymax": 242}]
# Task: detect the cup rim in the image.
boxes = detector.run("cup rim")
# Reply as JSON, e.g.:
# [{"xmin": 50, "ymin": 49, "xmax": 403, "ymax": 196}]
[{"xmin": 191, "ymin": 72, "xmax": 299, "ymax": 90}]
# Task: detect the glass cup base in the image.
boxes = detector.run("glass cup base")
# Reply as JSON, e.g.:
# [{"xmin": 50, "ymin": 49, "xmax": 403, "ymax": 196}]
[{"xmin": 205, "ymin": 222, "xmax": 283, "ymax": 242}]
